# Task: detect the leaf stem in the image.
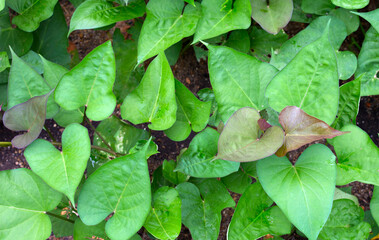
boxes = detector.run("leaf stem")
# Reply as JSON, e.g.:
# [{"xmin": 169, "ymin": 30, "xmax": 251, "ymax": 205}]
[
  {"xmin": 44, "ymin": 124, "xmax": 57, "ymax": 142},
  {"xmin": 45, "ymin": 211, "xmax": 75, "ymax": 224},
  {"xmin": 0, "ymin": 142, "xmax": 12, "ymax": 147}
]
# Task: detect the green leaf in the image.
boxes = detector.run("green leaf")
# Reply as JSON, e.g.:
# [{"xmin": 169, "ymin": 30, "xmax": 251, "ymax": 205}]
[
  {"xmin": 276, "ymin": 106, "xmax": 346, "ymax": 157},
  {"xmin": 8, "ymin": 0, "xmax": 58, "ymax": 32},
  {"xmin": 77, "ymin": 140, "xmax": 151, "ymax": 240},
  {"xmin": 24, "ymin": 123, "xmax": 90, "ymax": 205},
  {"xmin": 228, "ymin": 182, "xmax": 292, "ymax": 239},
  {"xmin": 257, "ymin": 144, "xmax": 337, "ymax": 240},
  {"xmin": 251, "ymin": 0, "xmax": 293, "ymax": 34},
  {"xmin": 328, "ymin": 125, "xmax": 379, "ymax": 186},
  {"xmin": 152, "ymin": 165, "xmax": 174, "ymax": 193},
  {"xmin": 333, "ymin": 188, "xmax": 359, "ymax": 207},
  {"xmin": 68, "ymin": 0, "xmax": 146, "ymax": 35},
  {"xmin": 0, "ymin": 0, "xmax": 4, "ymax": 11},
  {"xmin": 121, "ymin": 53, "xmax": 177, "ymax": 130},
  {"xmin": 49, "ymin": 208, "xmax": 76, "ymax": 237},
  {"xmin": 193, "ymin": 0, "xmax": 252, "ymax": 43},
  {"xmin": 318, "ymin": 199, "xmax": 371, "ymax": 239},
  {"xmin": 364, "ymin": 210, "xmax": 379, "ymax": 240},
  {"xmin": 197, "ymin": 88, "xmax": 221, "ymax": 127},
  {"xmin": 331, "ymin": 0, "xmax": 369, "ymax": 9},
  {"xmin": 137, "ymin": 0, "xmax": 201, "ymax": 64},
  {"xmin": 0, "ymin": 8, "xmax": 33, "ymax": 56},
  {"xmin": 184, "ymin": 0, "xmax": 195, "ymax": 6},
  {"xmin": 352, "ymin": 9, "xmax": 379, "ymax": 33},
  {"xmin": 176, "ymin": 180, "xmax": 234, "ymax": 240},
  {"xmin": 332, "ymin": 77, "xmax": 361, "ymax": 130},
  {"xmin": 3, "ymin": 92, "xmax": 49, "ymax": 148},
  {"xmin": 225, "ymin": 30, "xmax": 250, "ymax": 54},
  {"xmin": 164, "ymin": 79, "xmax": 211, "ymax": 141},
  {"xmin": 0, "ymin": 51, "xmax": 9, "ymax": 72},
  {"xmin": 0, "ymin": 168, "xmax": 62, "ymax": 240},
  {"xmin": 21, "ymin": 50, "xmax": 44, "ymax": 74},
  {"xmin": 55, "ymin": 41, "xmax": 116, "ymax": 121},
  {"xmin": 221, "ymin": 168, "xmax": 252, "ymax": 194},
  {"xmin": 291, "ymin": 0, "xmax": 315, "ymax": 23},
  {"xmin": 355, "ymin": 27, "xmax": 379, "ymax": 96},
  {"xmin": 329, "ymin": 8, "xmax": 359, "ymax": 35},
  {"xmin": 301, "ymin": 0, "xmax": 334, "ymax": 14},
  {"xmin": 217, "ymin": 108, "xmax": 285, "ymax": 162},
  {"xmin": 165, "ymin": 41, "xmax": 182, "ymax": 66},
  {"xmin": 53, "ymin": 107, "xmax": 84, "ymax": 127},
  {"xmin": 208, "ymin": 45, "xmax": 278, "ymax": 122},
  {"xmin": 31, "ymin": 3, "xmax": 70, "ymax": 67},
  {"xmin": 162, "ymin": 160, "xmax": 189, "ymax": 185},
  {"xmin": 73, "ymin": 219, "xmax": 109, "ymax": 240},
  {"xmin": 267, "ymin": 26, "xmax": 339, "ymax": 125},
  {"xmin": 144, "ymin": 187, "xmax": 182, "ymax": 240},
  {"xmin": 176, "ymin": 127, "xmax": 239, "ymax": 178},
  {"xmin": 372, "ymin": 187, "xmax": 379, "ymax": 226},
  {"xmin": 336, "ymin": 51, "xmax": 357, "ymax": 80},
  {"xmin": 241, "ymin": 161, "xmax": 258, "ymax": 178}
]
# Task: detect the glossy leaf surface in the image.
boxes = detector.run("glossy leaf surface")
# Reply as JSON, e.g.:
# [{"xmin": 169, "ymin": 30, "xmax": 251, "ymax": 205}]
[
  {"xmin": 176, "ymin": 128, "xmax": 239, "ymax": 178},
  {"xmin": 276, "ymin": 106, "xmax": 346, "ymax": 157},
  {"xmin": 69, "ymin": 0, "xmax": 146, "ymax": 35},
  {"xmin": 24, "ymin": 123, "xmax": 90, "ymax": 204},
  {"xmin": 0, "ymin": 168, "xmax": 62, "ymax": 240},
  {"xmin": 217, "ymin": 108, "xmax": 285, "ymax": 162},
  {"xmin": 328, "ymin": 125, "xmax": 379, "ymax": 186},
  {"xmin": 55, "ymin": 41, "xmax": 116, "ymax": 121},
  {"xmin": 78, "ymin": 141, "xmax": 151, "ymax": 240},
  {"xmin": 257, "ymin": 144, "xmax": 336, "ymax": 240},
  {"xmin": 336, "ymin": 51, "xmax": 357, "ymax": 80},
  {"xmin": 228, "ymin": 182, "xmax": 292, "ymax": 239},
  {"xmin": 121, "ymin": 53, "xmax": 176, "ymax": 130},
  {"xmin": 251, "ymin": 0, "xmax": 293, "ymax": 34},
  {"xmin": 331, "ymin": 0, "xmax": 369, "ymax": 9},
  {"xmin": 144, "ymin": 187, "xmax": 181, "ymax": 240},
  {"xmin": 193, "ymin": 0, "xmax": 251, "ymax": 43}
]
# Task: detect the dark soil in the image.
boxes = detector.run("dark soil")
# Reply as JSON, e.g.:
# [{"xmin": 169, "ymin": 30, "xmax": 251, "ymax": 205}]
[{"xmin": 0, "ymin": 0, "xmax": 378, "ymax": 240}]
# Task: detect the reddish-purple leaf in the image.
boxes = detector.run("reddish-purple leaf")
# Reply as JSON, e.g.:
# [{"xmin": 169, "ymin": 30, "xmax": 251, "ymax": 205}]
[
  {"xmin": 276, "ymin": 106, "xmax": 347, "ymax": 157},
  {"xmin": 258, "ymin": 118, "xmax": 272, "ymax": 131}
]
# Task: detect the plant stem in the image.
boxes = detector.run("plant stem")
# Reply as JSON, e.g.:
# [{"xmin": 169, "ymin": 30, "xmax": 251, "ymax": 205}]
[
  {"xmin": 45, "ymin": 211, "xmax": 75, "ymax": 224},
  {"xmin": 44, "ymin": 124, "xmax": 57, "ymax": 142},
  {"xmin": 0, "ymin": 142, "xmax": 12, "ymax": 147}
]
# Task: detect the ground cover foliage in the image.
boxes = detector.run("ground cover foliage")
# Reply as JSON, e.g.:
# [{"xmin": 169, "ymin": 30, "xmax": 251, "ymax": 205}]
[{"xmin": 0, "ymin": 0, "xmax": 378, "ymax": 239}]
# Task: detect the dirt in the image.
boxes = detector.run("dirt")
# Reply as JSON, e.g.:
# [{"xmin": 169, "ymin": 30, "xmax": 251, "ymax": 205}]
[{"xmin": 0, "ymin": 0, "xmax": 378, "ymax": 239}]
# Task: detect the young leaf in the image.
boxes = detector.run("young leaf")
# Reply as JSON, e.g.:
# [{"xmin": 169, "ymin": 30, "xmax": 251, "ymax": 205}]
[
  {"xmin": 77, "ymin": 141, "xmax": 152, "ymax": 240},
  {"xmin": 333, "ymin": 188, "xmax": 359, "ymax": 206},
  {"xmin": 336, "ymin": 51, "xmax": 357, "ymax": 80},
  {"xmin": 55, "ymin": 41, "xmax": 117, "ymax": 121},
  {"xmin": 164, "ymin": 79, "xmax": 212, "ymax": 141},
  {"xmin": 207, "ymin": 45, "xmax": 278, "ymax": 122},
  {"xmin": 331, "ymin": 0, "xmax": 369, "ymax": 9},
  {"xmin": 144, "ymin": 187, "xmax": 182, "ymax": 240},
  {"xmin": 3, "ymin": 92, "xmax": 49, "ymax": 148},
  {"xmin": 24, "ymin": 123, "xmax": 90, "ymax": 205},
  {"xmin": 220, "ymin": 168, "xmax": 252, "ymax": 194},
  {"xmin": 251, "ymin": 0, "xmax": 293, "ymax": 35},
  {"xmin": 332, "ymin": 77, "xmax": 361, "ymax": 130},
  {"xmin": 152, "ymin": 165, "xmax": 174, "ymax": 193},
  {"xmin": 8, "ymin": 0, "xmax": 58, "ymax": 32},
  {"xmin": 328, "ymin": 125, "xmax": 379, "ymax": 186},
  {"xmin": 121, "ymin": 53, "xmax": 177, "ymax": 130},
  {"xmin": 355, "ymin": 27, "xmax": 379, "ymax": 96},
  {"xmin": 318, "ymin": 199, "xmax": 371, "ymax": 239},
  {"xmin": 217, "ymin": 108, "xmax": 285, "ymax": 162},
  {"xmin": 137, "ymin": 0, "xmax": 201, "ymax": 64},
  {"xmin": 162, "ymin": 160, "xmax": 189, "ymax": 185},
  {"xmin": 276, "ymin": 106, "xmax": 346, "ymax": 157},
  {"xmin": 228, "ymin": 182, "xmax": 292, "ymax": 240},
  {"xmin": 175, "ymin": 127, "xmax": 239, "ymax": 178},
  {"xmin": 68, "ymin": 0, "xmax": 146, "ymax": 35},
  {"xmin": 371, "ymin": 187, "xmax": 379, "ymax": 226},
  {"xmin": 73, "ymin": 219, "xmax": 108, "ymax": 240},
  {"xmin": 193, "ymin": 0, "xmax": 252, "ymax": 43},
  {"xmin": 352, "ymin": 9, "xmax": 379, "ymax": 33},
  {"xmin": 0, "ymin": 168, "xmax": 62, "ymax": 240},
  {"xmin": 266, "ymin": 26, "xmax": 339, "ymax": 125},
  {"xmin": 0, "ymin": 8, "xmax": 33, "ymax": 56},
  {"xmin": 257, "ymin": 144, "xmax": 337, "ymax": 240}
]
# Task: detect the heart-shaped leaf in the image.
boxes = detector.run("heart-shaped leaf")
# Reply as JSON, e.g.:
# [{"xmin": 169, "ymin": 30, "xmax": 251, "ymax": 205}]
[
  {"xmin": 276, "ymin": 106, "xmax": 346, "ymax": 157},
  {"xmin": 251, "ymin": 0, "xmax": 293, "ymax": 34},
  {"xmin": 175, "ymin": 127, "xmax": 240, "ymax": 178},
  {"xmin": 318, "ymin": 199, "xmax": 371, "ymax": 239},
  {"xmin": 0, "ymin": 168, "xmax": 62, "ymax": 240},
  {"xmin": 207, "ymin": 45, "xmax": 278, "ymax": 122},
  {"xmin": 164, "ymin": 79, "xmax": 211, "ymax": 141},
  {"xmin": 371, "ymin": 187, "xmax": 379, "ymax": 226},
  {"xmin": 228, "ymin": 182, "xmax": 292, "ymax": 239},
  {"xmin": 144, "ymin": 187, "xmax": 182, "ymax": 240},
  {"xmin": 3, "ymin": 92, "xmax": 49, "ymax": 148},
  {"xmin": 24, "ymin": 123, "xmax": 90, "ymax": 205},
  {"xmin": 55, "ymin": 41, "xmax": 116, "ymax": 121},
  {"xmin": 217, "ymin": 107, "xmax": 285, "ymax": 162},
  {"xmin": 78, "ymin": 140, "xmax": 151, "ymax": 240},
  {"xmin": 330, "ymin": 8, "xmax": 360, "ymax": 35},
  {"xmin": 68, "ymin": 0, "xmax": 146, "ymax": 35},
  {"xmin": 257, "ymin": 144, "xmax": 337, "ymax": 240},
  {"xmin": 193, "ymin": 0, "xmax": 252, "ymax": 43},
  {"xmin": 121, "ymin": 53, "xmax": 177, "ymax": 130},
  {"xmin": 331, "ymin": 0, "xmax": 369, "ymax": 9},
  {"xmin": 8, "ymin": 0, "xmax": 58, "ymax": 32},
  {"xmin": 221, "ymin": 168, "xmax": 252, "ymax": 194},
  {"xmin": 137, "ymin": 0, "xmax": 201, "ymax": 64},
  {"xmin": 267, "ymin": 26, "xmax": 339, "ymax": 125},
  {"xmin": 328, "ymin": 125, "xmax": 379, "ymax": 186},
  {"xmin": 336, "ymin": 51, "xmax": 357, "ymax": 80},
  {"xmin": 352, "ymin": 9, "xmax": 379, "ymax": 33}
]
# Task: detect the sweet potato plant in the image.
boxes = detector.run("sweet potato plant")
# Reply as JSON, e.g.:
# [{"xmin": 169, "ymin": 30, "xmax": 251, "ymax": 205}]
[{"xmin": 0, "ymin": 0, "xmax": 378, "ymax": 239}]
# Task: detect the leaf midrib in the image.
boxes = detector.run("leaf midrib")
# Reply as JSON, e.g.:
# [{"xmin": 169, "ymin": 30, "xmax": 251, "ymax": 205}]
[{"xmin": 152, "ymin": 208, "xmax": 173, "ymax": 239}]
